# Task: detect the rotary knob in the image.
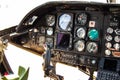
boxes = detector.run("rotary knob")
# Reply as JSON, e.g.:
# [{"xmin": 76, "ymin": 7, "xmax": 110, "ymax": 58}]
[
  {"xmin": 105, "ymin": 49, "xmax": 111, "ymax": 56},
  {"xmin": 105, "ymin": 35, "xmax": 113, "ymax": 41},
  {"xmin": 107, "ymin": 27, "xmax": 113, "ymax": 34},
  {"xmin": 105, "ymin": 42, "xmax": 112, "ymax": 49},
  {"xmin": 114, "ymin": 43, "xmax": 120, "ymax": 51},
  {"xmin": 114, "ymin": 36, "xmax": 120, "ymax": 43}
]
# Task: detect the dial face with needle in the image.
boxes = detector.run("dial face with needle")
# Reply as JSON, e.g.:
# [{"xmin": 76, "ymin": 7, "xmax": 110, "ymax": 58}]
[
  {"xmin": 75, "ymin": 40, "xmax": 85, "ymax": 51},
  {"xmin": 76, "ymin": 27, "xmax": 86, "ymax": 39},
  {"xmin": 46, "ymin": 15, "xmax": 55, "ymax": 26},
  {"xmin": 87, "ymin": 42, "xmax": 98, "ymax": 53},
  {"xmin": 47, "ymin": 27, "xmax": 53, "ymax": 35},
  {"xmin": 77, "ymin": 13, "xmax": 88, "ymax": 25}
]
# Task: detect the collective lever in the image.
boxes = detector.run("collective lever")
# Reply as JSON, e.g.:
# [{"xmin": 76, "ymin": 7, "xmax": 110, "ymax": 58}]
[{"xmin": 42, "ymin": 43, "xmax": 64, "ymax": 80}]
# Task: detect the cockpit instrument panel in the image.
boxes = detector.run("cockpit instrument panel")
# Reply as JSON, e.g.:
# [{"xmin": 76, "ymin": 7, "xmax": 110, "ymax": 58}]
[{"xmin": 9, "ymin": 2, "xmax": 120, "ymax": 74}]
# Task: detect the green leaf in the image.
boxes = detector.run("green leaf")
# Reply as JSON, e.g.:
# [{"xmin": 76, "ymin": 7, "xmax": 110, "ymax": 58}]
[
  {"xmin": 1, "ymin": 66, "xmax": 29, "ymax": 80},
  {"xmin": 2, "ymin": 66, "xmax": 29, "ymax": 80},
  {"xmin": 19, "ymin": 68, "xmax": 29, "ymax": 80},
  {"xmin": 2, "ymin": 77, "xmax": 7, "ymax": 80},
  {"xmin": 18, "ymin": 66, "xmax": 26, "ymax": 77}
]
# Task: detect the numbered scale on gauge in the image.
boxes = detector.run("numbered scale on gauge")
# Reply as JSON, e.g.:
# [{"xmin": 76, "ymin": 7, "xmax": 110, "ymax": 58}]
[
  {"xmin": 76, "ymin": 28, "xmax": 86, "ymax": 39},
  {"xmin": 75, "ymin": 40, "xmax": 85, "ymax": 52},
  {"xmin": 87, "ymin": 42, "xmax": 98, "ymax": 53},
  {"xmin": 59, "ymin": 13, "xmax": 72, "ymax": 31},
  {"xmin": 46, "ymin": 15, "xmax": 55, "ymax": 26}
]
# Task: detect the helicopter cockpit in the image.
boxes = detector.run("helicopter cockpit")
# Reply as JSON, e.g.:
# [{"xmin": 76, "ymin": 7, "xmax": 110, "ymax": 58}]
[{"xmin": 0, "ymin": 1, "xmax": 120, "ymax": 80}]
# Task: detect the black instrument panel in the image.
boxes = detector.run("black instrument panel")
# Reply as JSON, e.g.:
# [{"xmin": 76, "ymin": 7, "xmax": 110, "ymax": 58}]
[
  {"xmin": 10, "ymin": 2, "xmax": 120, "ymax": 71},
  {"xmin": 103, "ymin": 14, "xmax": 120, "ymax": 58}
]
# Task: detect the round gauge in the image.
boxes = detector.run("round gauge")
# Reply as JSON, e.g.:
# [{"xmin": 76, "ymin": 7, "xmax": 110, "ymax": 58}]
[
  {"xmin": 114, "ymin": 43, "xmax": 120, "ymax": 51},
  {"xmin": 40, "ymin": 27, "xmax": 46, "ymax": 34},
  {"xmin": 47, "ymin": 27, "xmax": 53, "ymax": 35},
  {"xmin": 76, "ymin": 28, "xmax": 86, "ymax": 39},
  {"xmin": 77, "ymin": 13, "xmax": 87, "ymax": 25},
  {"xmin": 46, "ymin": 38, "xmax": 53, "ymax": 48},
  {"xmin": 87, "ymin": 42, "xmax": 98, "ymax": 53},
  {"xmin": 115, "ymin": 29, "xmax": 120, "ymax": 35},
  {"xmin": 105, "ymin": 42, "xmax": 112, "ymax": 49},
  {"xmin": 114, "ymin": 36, "xmax": 120, "ymax": 42},
  {"xmin": 105, "ymin": 49, "xmax": 111, "ymax": 56},
  {"xmin": 105, "ymin": 35, "xmax": 113, "ymax": 41},
  {"xmin": 46, "ymin": 15, "xmax": 55, "ymax": 26},
  {"xmin": 88, "ymin": 29, "xmax": 99, "ymax": 40},
  {"xmin": 59, "ymin": 13, "xmax": 72, "ymax": 31},
  {"xmin": 75, "ymin": 40, "xmax": 85, "ymax": 52},
  {"xmin": 39, "ymin": 36, "xmax": 45, "ymax": 46},
  {"xmin": 107, "ymin": 27, "xmax": 113, "ymax": 34}
]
